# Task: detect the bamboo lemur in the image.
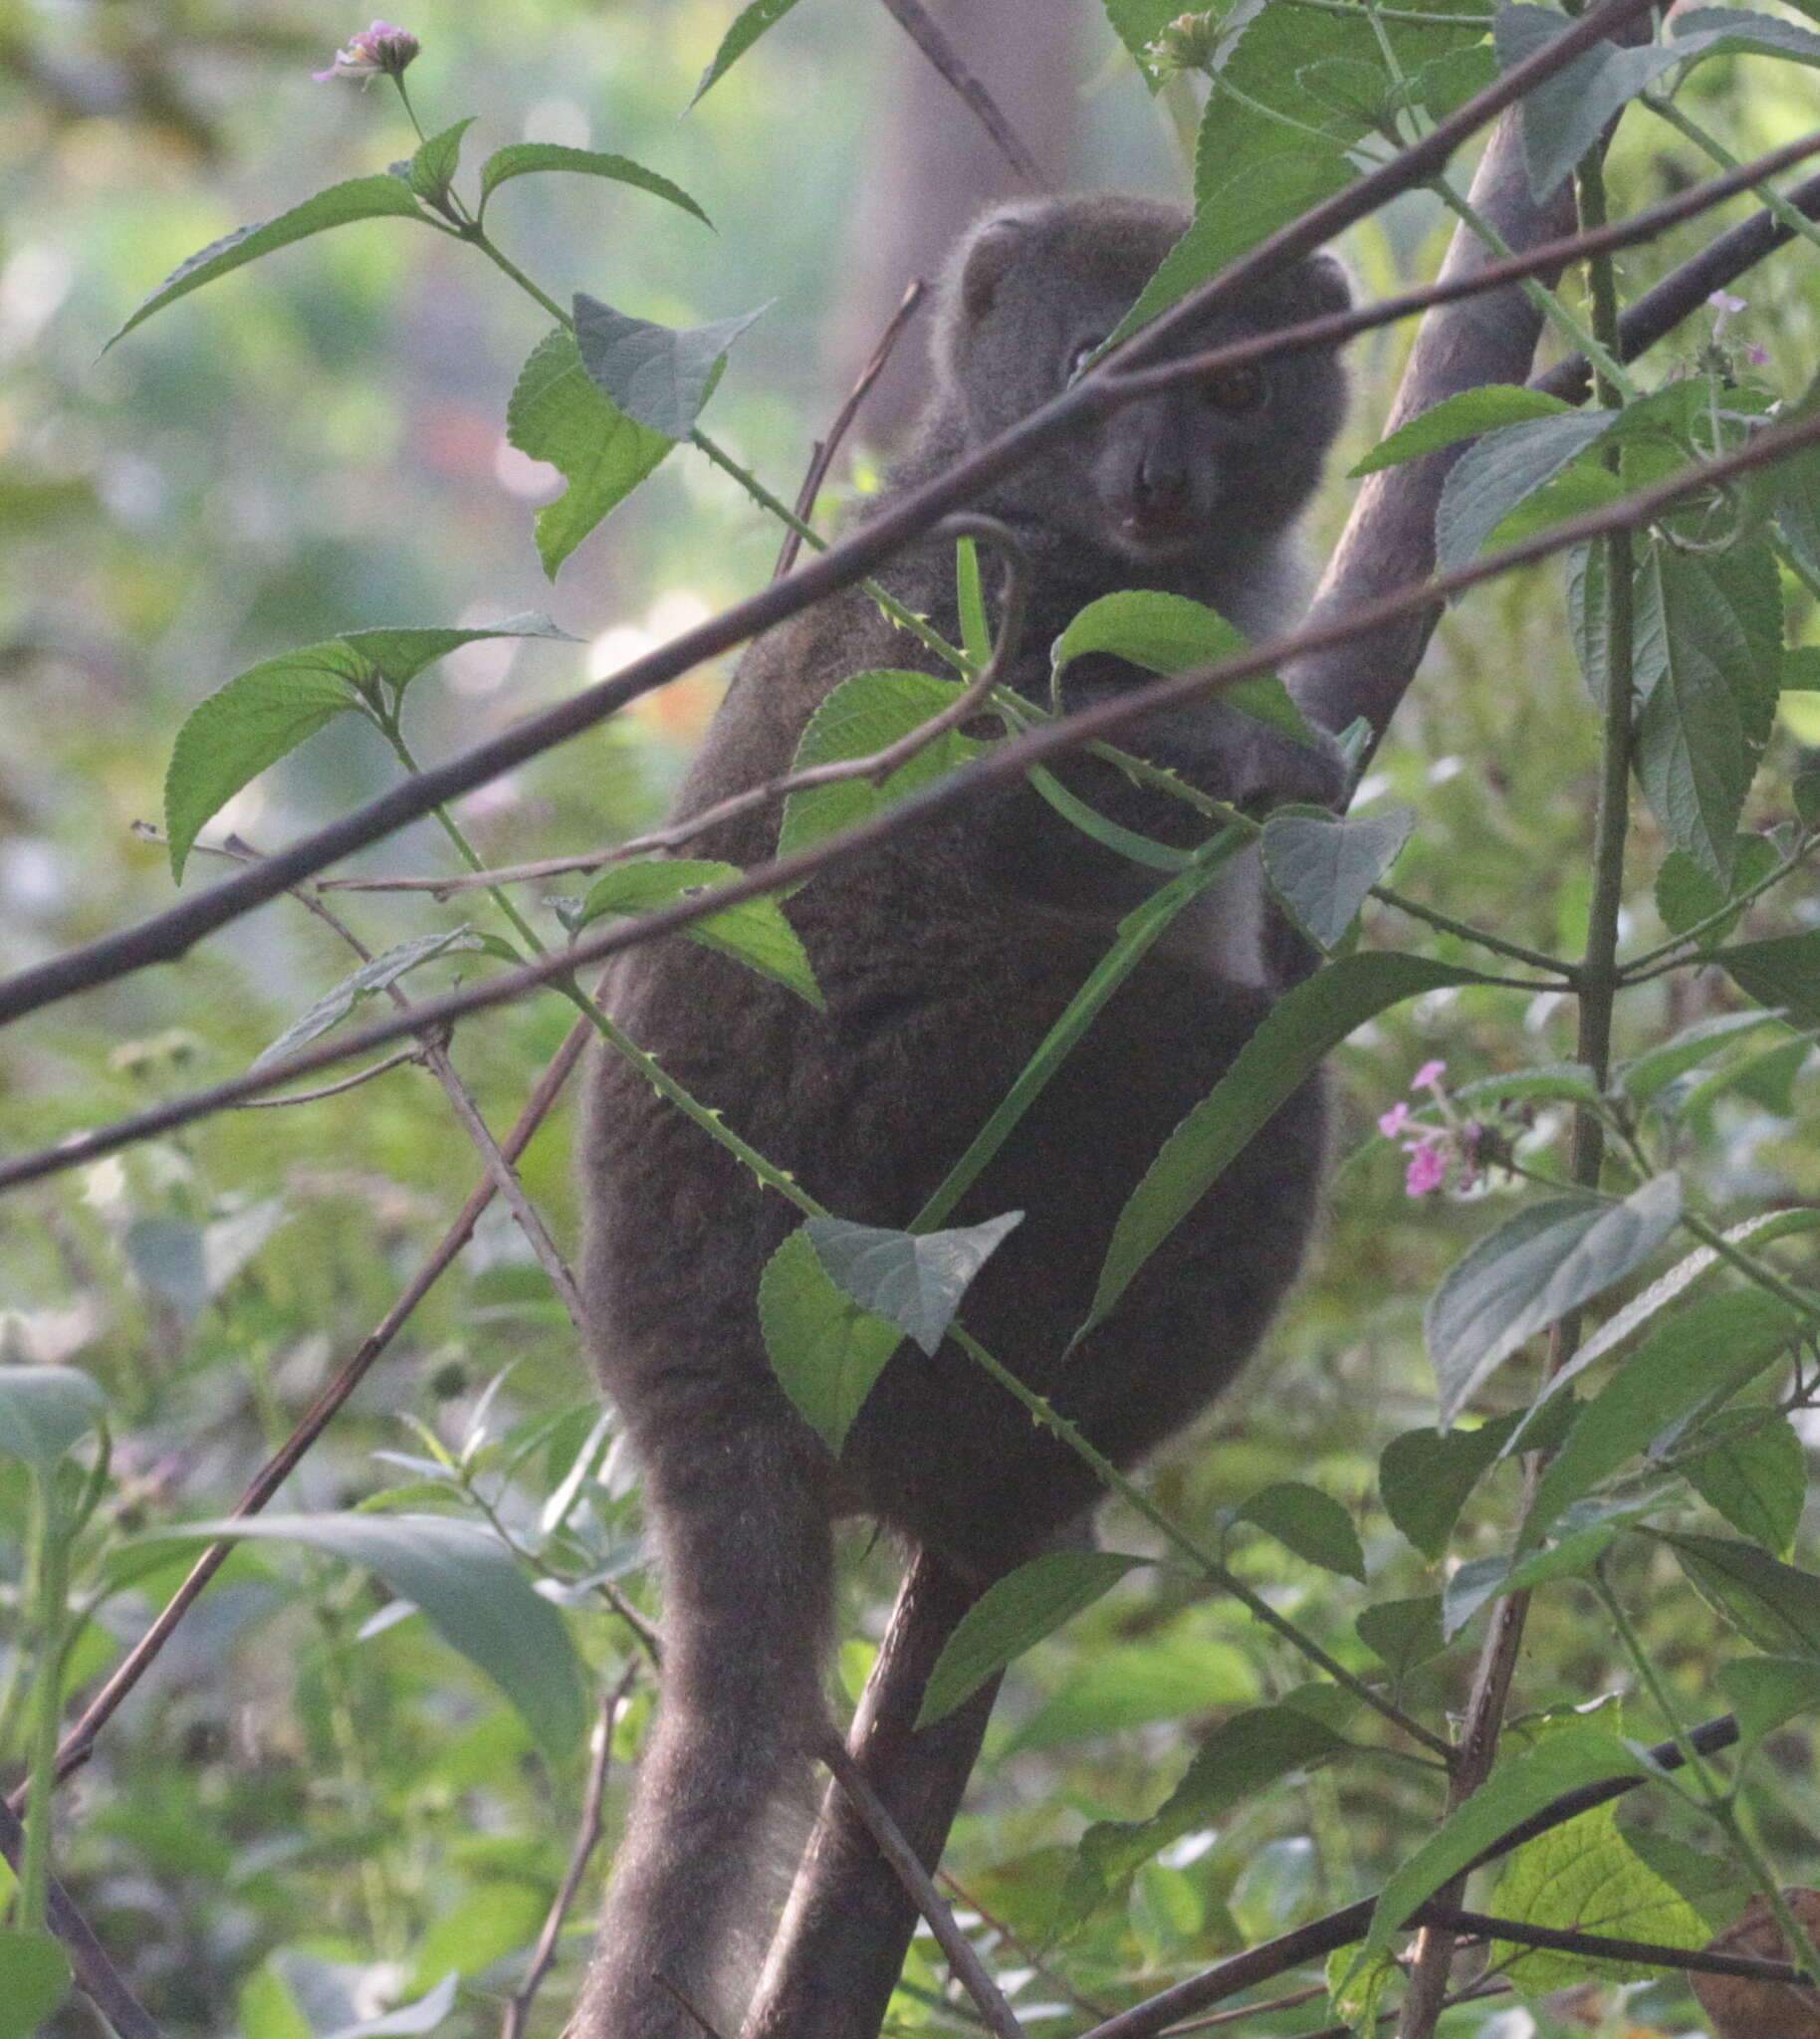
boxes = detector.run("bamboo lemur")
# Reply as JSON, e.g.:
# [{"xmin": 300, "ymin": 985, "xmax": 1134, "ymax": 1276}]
[{"xmin": 575, "ymin": 195, "xmax": 1351, "ymax": 2038}]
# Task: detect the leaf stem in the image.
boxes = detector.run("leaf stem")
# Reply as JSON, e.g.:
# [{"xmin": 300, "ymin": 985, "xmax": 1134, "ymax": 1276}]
[
  {"xmin": 1642, "ymin": 94, "xmax": 1820, "ymax": 258},
  {"xmin": 17, "ymin": 1472, "xmax": 69, "ymax": 1932}
]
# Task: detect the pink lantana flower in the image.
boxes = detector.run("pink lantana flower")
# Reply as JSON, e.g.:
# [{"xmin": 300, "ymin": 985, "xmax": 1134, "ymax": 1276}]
[
  {"xmin": 1412, "ymin": 1058, "xmax": 1448, "ymax": 1091},
  {"xmin": 1377, "ymin": 1099, "xmax": 1412, "ymax": 1138},
  {"xmin": 315, "ymin": 21, "xmax": 420, "ymax": 81},
  {"xmin": 1378, "ymin": 1056, "xmax": 1489, "ymax": 1197},
  {"xmin": 1404, "ymin": 1141, "xmax": 1449, "ymax": 1197}
]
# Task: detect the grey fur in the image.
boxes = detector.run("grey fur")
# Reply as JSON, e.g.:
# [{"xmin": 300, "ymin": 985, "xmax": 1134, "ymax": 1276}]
[{"xmin": 573, "ymin": 194, "xmax": 1350, "ymax": 2039}]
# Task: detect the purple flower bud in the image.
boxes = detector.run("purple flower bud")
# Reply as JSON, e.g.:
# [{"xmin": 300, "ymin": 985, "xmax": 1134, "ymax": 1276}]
[{"xmin": 315, "ymin": 20, "xmax": 420, "ymax": 82}]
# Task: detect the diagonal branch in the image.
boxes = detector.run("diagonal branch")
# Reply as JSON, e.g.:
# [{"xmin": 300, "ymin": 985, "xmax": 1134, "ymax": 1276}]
[{"xmin": 874, "ymin": 0, "xmax": 1045, "ymax": 188}]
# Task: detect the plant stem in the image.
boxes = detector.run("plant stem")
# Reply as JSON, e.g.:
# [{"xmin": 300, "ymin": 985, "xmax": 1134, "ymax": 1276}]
[
  {"xmin": 1643, "ymin": 94, "xmax": 1820, "ymax": 258},
  {"xmin": 17, "ymin": 1473, "xmax": 69, "ymax": 1931}
]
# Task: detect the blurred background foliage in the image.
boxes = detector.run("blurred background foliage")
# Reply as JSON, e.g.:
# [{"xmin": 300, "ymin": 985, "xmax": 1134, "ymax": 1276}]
[{"xmin": 2, "ymin": 2, "xmax": 1819, "ymax": 2035}]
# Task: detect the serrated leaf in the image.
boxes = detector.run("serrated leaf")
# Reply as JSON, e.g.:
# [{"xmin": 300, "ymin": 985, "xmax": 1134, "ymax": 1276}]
[
  {"xmin": 572, "ymin": 295, "xmax": 765, "ymax": 440},
  {"xmin": 1634, "ymin": 542, "xmax": 1781, "ymax": 887},
  {"xmin": 777, "ymin": 669, "xmax": 986, "ymax": 859},
  {"xmin": 1685, "ymin": 1410, "xmax": 1806, "ymax": 1553},
  {"xmin": 570, "ymin": 856, "xmax": 821, "ymax": 1007},
  {"xmin": 1452, "ymin": 1063, "xmax": 1602, "ymax": 1108},
  {"xmin": 692, "ymin": 0, "xmax": 806, "ymax": 103},
  {"xmin": 477, "ymin": 144, "xmax": 710, "ymax": 226},
  {"xmin": 1063, "ymin": 1699, "xmax": 1349, "ymax": 1924},
  {"xmin": 506, "ymin": 329, "xmax": 673, "ymax": 576},
  {"xmin": 0, "ymin": 1929, "xmax": 71, "ymax": 2039},
  {"xmin": 758, "ymin": 1229, "xmax": 901, "ymax": 1453},
  {"xmin": 1717, "ymin": 1656, "xmax": 1820, "ymax": 1760},
  {"xmin": 408, "ymin": 118, "xmax": 474, "ymax": 205},
  {"xmin": 1425, "ymin": 1176, "xmax": 1683, "ymax": 1425},
  {"xmin": 146, "ymin": 1514, "xmax": 586, "ymax": 1756},
  {"xmin": 1349, "ymin": 385, "xmax": 1573, "ymax": 478},
  {"xmin": 1669, "ymin": 7, "xmax": 1820, "ymax": 67},
  {"xmin": 917, "ymin": 1550, "xmax": 1148, "ymax": 1729},
  {"xmin": 1260, "ymin": 806, "xmax": 1414, "ymax": 951},
  {"xmin": 163, "ymin": 617, "xmax": 569, "ymax": 877},
  {"xmin": 1490, "ymin": 1799, "xmax": 1706, "ymax": 1991},
  {"xmin": 1086, "ymin": 955, "xmax": 1491, "ymax": 1337},
  {"xmin": 1435, "ymin": 409, "xmax": 1618, "ymax": 569},
  {"xmin": 252, "ymin": 928, "xmax": 484, "ymax": 1072},
  {"xmin": 0, "ymin": 1365, "xmax": 108, "ymax": 1470},
  {"xmin": 1655, "ymin": 1530, "xmax": 1820, "ymax": 1656},
  {"xmin": 1495, "ymin": 6, "xmax": 1689, "ymax": 201},
  {"xmin": 1348, "ymin": 1727, "xmax": 1649, "ymax": 1983},
  {"xmin": 1239, "ymin": 1480, "xmax": 1367, "ymax": 1581},
  {"xmin": 1051, "ymin": 588, "xmax": 1315, "ymax": 745},
  {"xmin": 1525, "ymin": 1289, "xmax": 1799, "ymax": 1542},
  {"xmin": 1357, "ymin": 1595, "xmax": 1447, "ymax": 1675},
  {"xmin": 1111, "ymin": 151, "xmax": 1356, "ymax": 346},
  {"xmin": 107, "ymin": 175, "xmax": 430, "ymax": 347},
  {"xmin": 1328, "ymin": 1942, "xmax": 1398, "ymax": 2039},
  {"xmin": 805, "ymin": 1213, "xmax": 1023, "ymax": 1358},
  {"xmin": 1717, "ymin": 929, "xmax": 1820, "ymax": 1029}
]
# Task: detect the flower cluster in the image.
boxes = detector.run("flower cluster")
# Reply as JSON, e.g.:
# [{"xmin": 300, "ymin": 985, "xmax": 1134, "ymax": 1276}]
[
  {"xmin": 1377, "ymin": 1059, "xmax": 1487, "ymax": 1199},
  {"xmin": 1144, "ymin": 12, "xmax": 1222, "ymax": 77},
  {"xmin": 1707, "ymin": 289, "xmax": 1771, "ymax": 368},
  {"xmin": 314, "ymin": 20, "xmax": 420, "ymax": 83}
]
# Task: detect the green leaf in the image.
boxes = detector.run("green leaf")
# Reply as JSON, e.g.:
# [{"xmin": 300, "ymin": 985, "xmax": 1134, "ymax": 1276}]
[
  {"xmin": 163, "ymin": 616, "xmax": 570, "ymax": 877},
  {"xmin": 1086, "ymin": 954, "xmax": 1492, "ymax": 1337},
  {"xmin": 1435, "ymin": 410, "xmax": 1618, "ymax": 569},
  {"xmin": 1490, "ymin": 1799, "xmax": 1706, "ymax": 1991},
  {"xmin": 408, "ymin": 117, "xmax": 474, "ymax": 206},
  {"xmin": 1380, "ymin": 1407, "xmax": 1540, "ymax": 1559},
  {"xmin": 569, "ymin": 857, "xmax": 822, "ymax": 1008},
  {"xmin": 148, "ymin": 1514, "xmax": 587, "ymax": 1757},
  {"xmin": 252, "ymin": 928, "xmax": 484, "ymax": 1072},
  {"xmin": 572, "ymin": 295, "xmax": 765, "ymax": 440},
  {"xmin": 0, "ymin": 1366, "xmax": 108, "ymax": 1470},
  {"xmin": 1259, "ymin": 806, "xmax": 1414, "ymax": 951},
  {"xmin": 805, "ymin": 1212, "xmax": 1023, "ymax": 1357},
  {"xmin": 1356, "ymin": 1595, "xmax": 1448, "ymax": 1676},
  {"xmin": 1111, "ymin": 151, "xmax": 1356, "ymax": 346},
  {"xmin": 1349, "ymin": 385, "xmax": 1573, "ymax": 478},
  {"xmin": 1655, "ymin": 1530, "xmax": 1820, "ymax": 1656},
  {"xmin": 1238, "ymin": 1480, "xmax": 1367, "ymax": 1581},
  {"xmin": 107, "ymin": 175, "xmax": 430, "ymax": 347},
  {"xmin": 916, "ymin": 1551, "xmax": 1149, "ymax": 1729},
  {"xmin": 1425, "ymin": 1176, "xmax": 1683, "ymax": 1425},
  {"xmin": 1633, "ymin": 542, "xmax": 1781, "ymax": 887},
  {"xmin": 1685, "ymin": 1410, "xmax": 1806, "ymax": 1554},
  {"xmin": 1495, "ymin": 6, "xmax": 1689, "ymax": 201},
  {"xmin": 1452, "ymin": 1063, "xmax": 1602, "ymax": 1108},
  {"xmin": 1442, "ymin": 1517, "xmax": 1634, "ymax": 1639},
  {"xmin": 1668, "ymin": 8, "xmax": 1820, "ymax": 68},
  {"xmin": 1050, "ymin": 588, "xmax": 1315, "ymax": 745},
  {"xmin": 1717, "ymin": 1655, "xmax": 1820, "ymax": 1760},
  {"xmin": 1102, "ymin": 0, "xmax": 1185, "ymax": 82},
  {"xmin": 1064, "ymin": 1700, "xmax": 1349, "ymax": 1922},
  {"xmin": 1525, "ymin": 1289, "xmax": 1799, "ymax": 1542},
  {"xmin": 757, "ymin": 1229, "xmax": 902, "ymax": 1453},
  {"xmin": 1653, "ymin": 842, "xmax": 1776, "ymax": 949},
  {"xmin": 691, "ymin": 0, "xmax": 806, "ymax": 104},
  {"xmin": 1621, "ymin": 1010, "xmax": 1789, "ymax": 1105},
  {"xmin": 237, "ymin": 1962, "xmax": 313, "ymax": 2039},
  {"xmin": 0, "ymin": 1929, "xmax": 71, "ymax": 2039},
  {"xmin": 477, "ymin": 144, "xmax": 711, "ymax": 226},
  {"xmin": 1348, "ymin": 1727, "xmax": 1648, "ymax": 1982},
  {"xmin": 1774, "ymin": 447, "xmax": 1820, "ymax": 583},
  {"xmin": 1718, "ymin": 929, "xmax": 1820, "ymax": 1029},
  {"xmin": 956, "ymin": 538, "xmax": 991, "ymax": 665},
  {"xmin": 1329, "ymin": 1943, "xmax": 1398, "ymax": 2039},
  {"xmin": 777, "ymin": 668, "xmax": 986, "ymax": 858},
  {"xmin": 506, "ymin": 328, "xmax": 674, "ymax": 576}
]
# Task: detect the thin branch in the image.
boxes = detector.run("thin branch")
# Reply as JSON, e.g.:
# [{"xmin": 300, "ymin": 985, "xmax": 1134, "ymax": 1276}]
[
  {"xmin": 820, "ymin": 1736, "xmax": 1027, "ymax": 2039},
  {"xmin": 940, "ymin": 1872, "xmax": 1114, "ymax": 2022},
  {"xmin": 775, "ymin": 277, "xmax": 928, "ymax": 581},
  {"xmin": 236, "ymin": 1041, "xmax": 426, "ymax": 1105},
  {"xmin": 874, "ymin": 0, "xmax": 1045, "ymax": 188},
  {"xmin": 0, "ymin": 0, "xmax": 1667, "ymax": 1036},
  {"xmin": 0, "ymin": 1795, "xmax": 165, "ymax": 2039},
  {"xmin": 10, "ymin": 1012, "xmax": 594, "ymax": 1803},
  {"xmin": 12, "ymin": 390, "xmax": 1820, "ymax": 1198},
  {"xmin": 1426, "ymin": 1903, "xmax": 1804, "ymax": 1985},
  {"xmin": 1072, "ymin": 1713, "xmax": 1742, "ymax": 2039},
  {"xmin": 502, "ymin": 1672, "xmax": 636, "ymax": 2039}
]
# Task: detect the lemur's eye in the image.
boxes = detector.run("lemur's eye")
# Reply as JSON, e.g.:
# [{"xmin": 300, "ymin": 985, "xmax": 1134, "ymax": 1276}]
[
  {"xmin": 1204, "ymin": 364, "xmax": 1268, "ymax": 413},
  {"xmin": 1069, "ymin": 337, "xmax": 1107, "ymax": 379}
]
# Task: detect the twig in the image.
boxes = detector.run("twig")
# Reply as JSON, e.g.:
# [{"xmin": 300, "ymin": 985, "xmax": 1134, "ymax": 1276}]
[
  {"xmin": 775, "ymin": 276, "xmax": 928, "ymax": 581},
  {"xmin": 236, "ymin": 1041, "xmax": 427, "ymax": 1104},
  {"xmin": 9, "ymin": 1012, "xmax": 595, "ymax": 1803},
  {"xmin": 1423, "ymin": 1903, "xmax": 1803, "ymax": 1984},
  {"xmin": 940, "ymin": 1872, "xmax": 1113, "ymax": 2022},
  {"xmin": 0, "ymin": 1795, "xmax": 166, "ymax": 2039},
  {"xmin": 11, "ymin": 386, "xmax": 1820, "ymax": 1196},
  {"xmin": 1071, "ymin": 1713, "xmax": 1742, "ymax": 2039},
  {"xmin": 820, "ymin": 1735, "xmax": 1027, "ymax": 2039},
  {"xmin": 0, "ymin": 0, "xmax": 1669, "ymax": 1036},
  {"xmin": 502, "ymin": 1672, "xmax": 636, "ymax": 2039},
  {"xmin": 874, "ymin": 0, "xmax": 1045, "ymax": 187}
]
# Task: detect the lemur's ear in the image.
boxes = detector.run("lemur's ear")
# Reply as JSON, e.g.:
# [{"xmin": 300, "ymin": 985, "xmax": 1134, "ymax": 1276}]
[
  {"xmin": 1299, "ymin": 251, "xmax": 1353, "ymax": 319},
  {"xmin": 958, "ymin": 215, "xmax": 1027, "ymax": 325}
]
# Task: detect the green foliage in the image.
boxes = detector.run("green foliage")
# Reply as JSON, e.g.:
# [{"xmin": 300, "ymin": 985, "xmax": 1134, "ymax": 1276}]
[
  {"xmin": 758, "ymin": 1228, "xmax": 902, "ymax": 1452},
  {"xmin": 804, "ymin": 1212, "xmax": 1024, "ymax": 1356},
  {"xmin": 571, "ymin": 296, "xmax": 765, "ymax": 440},
  {"xmin": 476, "ymin": 144, "xmax": 711, "ymax": 227},
  {"xmin": 1259, "ymin": 806, "xmax": 1415, "ymax": 951},
  {"xmin": 0, "ymin": 1930, "xmax": 71, "ymax": 2038},
  {"xmin": 569, "ymin": 856, "xmax": 822, "ymax": 1006}
]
